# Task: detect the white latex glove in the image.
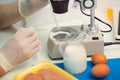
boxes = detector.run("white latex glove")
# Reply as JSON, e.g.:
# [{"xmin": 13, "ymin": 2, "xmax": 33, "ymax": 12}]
[
  {"xmin": 0, "ymin": 27, "xmax": 40, "ymax": 72},
  {"xmin": 18, "ymin": 0, "xmax": 48, "ymax": 18}
]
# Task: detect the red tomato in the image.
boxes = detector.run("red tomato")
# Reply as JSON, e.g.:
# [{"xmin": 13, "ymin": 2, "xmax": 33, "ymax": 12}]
[
  {"xmin": 24, "ymin": 73, "xmax": 43, "ymax": 80},
  {"xmin": 38, "ymin": 69, "xmax": 69, "ymax": 80}
]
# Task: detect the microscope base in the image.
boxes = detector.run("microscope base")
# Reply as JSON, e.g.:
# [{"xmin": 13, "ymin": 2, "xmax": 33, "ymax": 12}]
[{"xmin": 47, "ymin": 25, "xmax": 104, "ymax": 59}]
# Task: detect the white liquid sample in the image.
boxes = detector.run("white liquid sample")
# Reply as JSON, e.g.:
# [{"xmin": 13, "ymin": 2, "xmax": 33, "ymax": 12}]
[{"xmin": 63, "ymin": 44, "xmax": 87, "ymax": 74}]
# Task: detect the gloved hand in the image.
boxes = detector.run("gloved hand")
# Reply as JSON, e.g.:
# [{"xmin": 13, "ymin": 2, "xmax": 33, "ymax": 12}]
[
  {"xmin": 18, "ymin": 0, "xmax": 48, "ymax": 18},
  {"xmin": 0, "ymin": 27, "xmax": 40, "ymax": 72}
]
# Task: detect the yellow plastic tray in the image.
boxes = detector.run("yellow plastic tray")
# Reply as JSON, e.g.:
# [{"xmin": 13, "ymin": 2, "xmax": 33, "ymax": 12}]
[{"xmin": 14, "ymin": 61, "xmax": 78, "ymax": 80}]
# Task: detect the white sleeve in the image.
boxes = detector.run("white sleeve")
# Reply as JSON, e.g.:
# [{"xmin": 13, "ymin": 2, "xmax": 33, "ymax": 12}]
[
  {"xmin": 18, "ymin": 0, "xmax": 32, "ymax": 18},
  {"xmin": 0, "ymin": 53, "xmax": 13, "ymax": 72},
  {"xmin": 18, "ymin": 0, "xmax": 48, "ymax": 18}
]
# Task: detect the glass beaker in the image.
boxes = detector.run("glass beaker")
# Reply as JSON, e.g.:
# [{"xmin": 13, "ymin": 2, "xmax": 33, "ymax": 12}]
[{"xmin": 59, "ymin": 32, "xmax": 87, "ymax": 74}]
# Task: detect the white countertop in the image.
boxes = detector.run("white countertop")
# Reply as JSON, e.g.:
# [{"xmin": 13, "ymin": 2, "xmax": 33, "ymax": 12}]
[{"xmin": 1, "ymin": 7, "xmax": 120, "ymax": 80}]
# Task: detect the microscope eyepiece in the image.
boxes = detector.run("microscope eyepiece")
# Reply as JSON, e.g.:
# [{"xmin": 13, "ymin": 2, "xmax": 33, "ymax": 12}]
[{"xmin": 50, "ymin": 0, "xmax": 69, "ymax": 14}]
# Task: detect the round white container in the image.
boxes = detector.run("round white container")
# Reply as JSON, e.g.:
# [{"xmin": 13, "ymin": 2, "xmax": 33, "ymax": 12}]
[{"xmin": 60, "ymin": 41, "xmax": 87, "ymax": 74}]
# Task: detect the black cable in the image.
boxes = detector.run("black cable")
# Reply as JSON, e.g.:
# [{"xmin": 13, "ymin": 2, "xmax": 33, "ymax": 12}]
[
  {"xmin": 104, "ymin": 42, "xmax": 120, "ymax": 46},
  {"xmin": 78, "ymin": 1, "xmax": 112, "ymax": 33}
]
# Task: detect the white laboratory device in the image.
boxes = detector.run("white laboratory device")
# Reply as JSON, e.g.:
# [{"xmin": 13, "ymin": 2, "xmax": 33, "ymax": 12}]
[{"xmin": 47, "ymin": 0, "xmax": 104, "ymax": 59}]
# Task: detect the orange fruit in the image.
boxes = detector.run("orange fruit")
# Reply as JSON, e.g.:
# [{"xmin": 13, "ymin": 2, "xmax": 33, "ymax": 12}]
[
  {"xmin": 91, "ymin": 64, "xmax": 110, "ymax": 78},
  {"xmin": 91, "ymin": 52, "xmax": 107, "ymax": 65}
]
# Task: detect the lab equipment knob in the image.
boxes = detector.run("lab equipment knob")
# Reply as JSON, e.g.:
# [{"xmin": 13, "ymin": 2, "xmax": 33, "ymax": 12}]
[
  {"xmin": 50, "ymin": 0, "xmax": 69, "ymax": 14},
  {"xmin": 83, "ymin": 0, "xmax": 94, "ymax": 9}
]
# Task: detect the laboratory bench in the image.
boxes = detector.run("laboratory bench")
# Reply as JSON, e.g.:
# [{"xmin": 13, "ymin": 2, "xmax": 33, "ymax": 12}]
[{"xmin": 0, "ymin": 8, "xmax": 120, "ymax": 80}]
